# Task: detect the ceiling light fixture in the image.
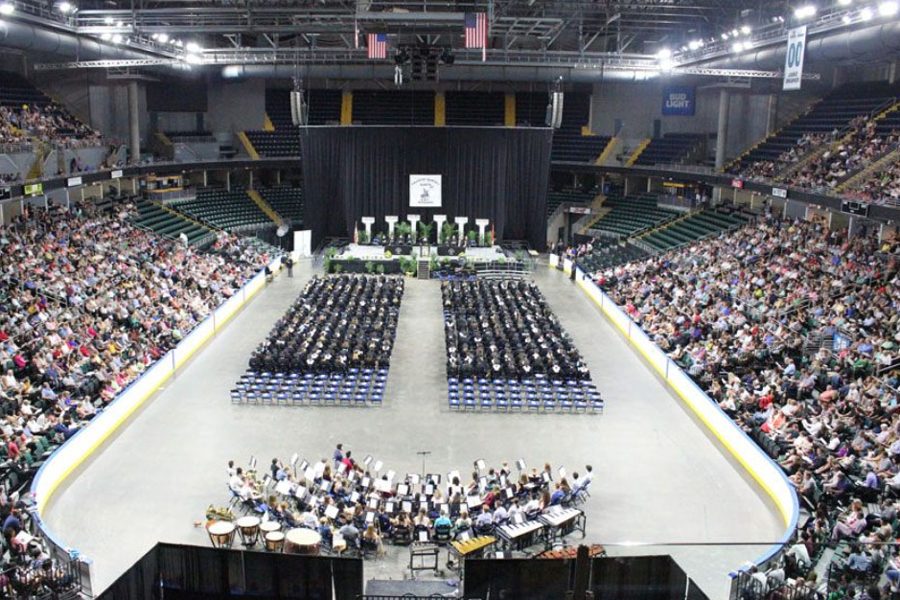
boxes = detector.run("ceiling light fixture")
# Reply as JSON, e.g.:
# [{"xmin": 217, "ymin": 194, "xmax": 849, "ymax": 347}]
[
  {"xmin": 860, "ymin": 6, "xmax": 874, "ymax": 19},
  {"xmin": 878, "ymin": 1, "xmax": 898, "ymax": 16},
  {"xmin": 740, "ymin": 25, "xmax": 752, "ymax": 35},
  {"xmin": 793, "ymin": 5, "xmax": 817, "ymax": 19}
]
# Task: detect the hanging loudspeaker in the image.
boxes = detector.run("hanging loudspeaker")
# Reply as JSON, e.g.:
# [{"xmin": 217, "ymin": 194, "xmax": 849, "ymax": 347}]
[
  {"xmin": 551, "ymin": 92, "xmax": 564, "ymax": 129},
  {"xmin": 290, "ymin": 90, "xmax": 307, "ymax": 126}
]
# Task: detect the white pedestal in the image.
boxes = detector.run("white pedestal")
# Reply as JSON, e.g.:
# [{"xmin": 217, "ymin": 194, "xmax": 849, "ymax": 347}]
[
  {"xmin": 361, "ymin": 216, "xmax": 375, "ymax": 240},
  {"xmin": 433, "ymin": 214, "xmax": 447, "ymax": 242},
  {"xmin": 475, "ymin": 218, "xmax": 490, "ymax": 244},
  {"xmin": 454, "ymin": 216, "xmax": 469, "ymax": 239},
  {"xmin": 407, "ymin": 214, "xmax": 421, "ymax": 238},
  {"xmin": 385, "ymin": 216, "xmax": 398, "ymax": 238}
]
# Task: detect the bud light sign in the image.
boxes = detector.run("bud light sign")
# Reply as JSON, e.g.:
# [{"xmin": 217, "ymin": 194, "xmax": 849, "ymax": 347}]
[{"xmin": 662, "ymin": 86, "xmax": 695, "ymax": 116}]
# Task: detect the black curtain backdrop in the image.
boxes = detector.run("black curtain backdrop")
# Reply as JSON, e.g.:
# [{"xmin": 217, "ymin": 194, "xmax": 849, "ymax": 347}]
[{"xmin": 299, "ymin": 126, "xmax": 552, "ymax": 248}]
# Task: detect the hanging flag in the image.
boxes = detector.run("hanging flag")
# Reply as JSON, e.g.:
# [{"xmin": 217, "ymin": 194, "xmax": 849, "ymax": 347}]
[
  {"xmin": 367, "ymin": 33, "xmax": 387, "ymax": 59},
  {"xmin": 464, "ymin": 12, "xmax": 488, "ymax": 61}
]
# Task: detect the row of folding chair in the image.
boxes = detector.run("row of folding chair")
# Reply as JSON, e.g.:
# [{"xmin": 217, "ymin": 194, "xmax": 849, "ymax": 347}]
[
  {"xmin": 231, "ymin": 388, "xmax": 384, "ymax": 406},
  {"xmin": 448, "ymin": 388, "xmax": 603, "ymax": 414}
]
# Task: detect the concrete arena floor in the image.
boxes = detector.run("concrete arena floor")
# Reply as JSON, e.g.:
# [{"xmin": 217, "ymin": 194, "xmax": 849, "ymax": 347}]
[{"xmin": 44, "ymin": 259, "xmax": 784, "ymax": 598}]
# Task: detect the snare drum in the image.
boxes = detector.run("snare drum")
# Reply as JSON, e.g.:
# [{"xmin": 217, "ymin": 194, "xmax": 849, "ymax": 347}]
[
  {"xmin": 207, "ymin": 520, "xmax": 236, "ymax": 549},
  {"xmin": 264, "ymin": 531, "xmax": 285, "ymax": 552},
  {"xmin": 236, "ymin": 515, "xmax": 261, "ymax": 547},
  {"xmin": 284, "ymin": 527, "xmax": 322, "ymax": 555}
]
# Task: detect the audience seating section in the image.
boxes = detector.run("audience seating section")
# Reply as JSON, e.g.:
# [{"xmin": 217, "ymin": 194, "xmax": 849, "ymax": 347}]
[
  {"xmin": 353, "ymin": 90, "xmax": 435, "ymax": 126},
  {"xmin": 591, "ymin": 193, "xmax": 679, "ymax": 238},
  {"xmin": 633, "ymin": 133, "xmax": 705, "ymax": 166},
  {"xmin": 445, "ymin": 91, "xmax": 505, "ymax": 126},
  {"xmin": 547, "ymin": 187, "xmax": 597, "ymax": 217},
  {"xmin": 258, "ymin": 185, "xmax": 303, "ymax": 224},
  {"xmin": 173, "ymin": 187, "xmax": 274, "ymax": 231},
  {"xmin": 639, "ymin": 209, "xmax": 749, "ymax": 252},
  {"xmin": 733, "ymin": 82, "xmax": 899, "ymax": 174},
  {"xmin": 133, "ymin": 200, "xmax": 214, "ymax": 246}
]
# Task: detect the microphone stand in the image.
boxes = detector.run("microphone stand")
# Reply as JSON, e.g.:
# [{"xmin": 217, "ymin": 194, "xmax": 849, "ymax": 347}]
[{"xmin": 416, "ymin": 450, "xmax": 432, "ymax": 480}]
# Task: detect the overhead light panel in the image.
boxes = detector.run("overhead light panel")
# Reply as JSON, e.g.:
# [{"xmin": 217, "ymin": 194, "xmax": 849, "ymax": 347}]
[
  {"xmin": 740, "ymin": 25, "xmax": 752, "ymax": 35},
  {"xmin": 731, "ymin": 41, "xmax": 745, "ymax": 53},
  {"xmin": 111, "ymin": 33, "xmax": 123, "ymax": 43},
  {"xmin": 185, "ymin": 41, "xmax": 201, "ymax": 53},
  {"xmin": 103, "ymin": 16, "xmax": 113, "ymax": 24},
  {"xmin": 688, "ymin": 39, "xmax": 703, "ymax": 50},
  {"xmin": 57, "ymin": 1, "xmax": 73, "ymax": 12},
  {"xmin": 793, "ymin": 5, "xmax": 817, "ymax": 19},
  {"xmin": 157, "ymin": 33, "xmax": 169, "ymax": 43},
  {"xmin": 100, "ymin": 32, "xmax": 111, "ymax": 40},
  {"xmin": 838, "ymin": 0, "xmax": 852, "ymax": 4},
  {"xmin": 721, "ymin": 32, "xmax": 729, "ymax": 40},
  {"xmin": 861, "ymin": 6, "xmax": 874, "ymax": 18},
  {"xmin": 879, "ymin": 1, "xmax": 898, "ymax": 16}
]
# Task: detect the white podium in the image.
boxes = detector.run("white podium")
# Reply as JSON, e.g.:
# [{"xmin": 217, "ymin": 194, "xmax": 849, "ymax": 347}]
[{"xmin": 385, "ymin": 216, "xmax": 398, "ymax": 238}]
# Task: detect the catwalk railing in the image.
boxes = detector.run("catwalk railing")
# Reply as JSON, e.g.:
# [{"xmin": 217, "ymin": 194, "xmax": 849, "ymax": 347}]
[
  {"xmin": 551, "ymin": 256, "xmax": 800, "ymax": 580},
  {"xmin": 28, "ymin": 257, "xmax": 283, "ymax": 596}
]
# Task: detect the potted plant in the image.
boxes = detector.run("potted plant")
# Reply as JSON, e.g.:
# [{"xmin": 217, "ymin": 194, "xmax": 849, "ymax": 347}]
[
  {"xmin": 365, "ymin": 261, "xmax": 375, "ymax": 274},
  {"xmin": 418, "ymin": 221, "xmax": 434, "ymax": 244},
  {"xmin": 376, "ymin": 264, "xmax": 385, "ymax": 275},
  {"xmin": 440, "ymin": 222, "xmax": 455, "ymax": 245},
  {"xmin": 467, "ymin": 230, "xmax": 478, "ymax": 246},
  {"xmin": 357, "ymin": 229, "xmax": 369, "ymax": 244},
  {"xmin": 482, "ymin": 231, "xmax": 492, "ymax": 247}
]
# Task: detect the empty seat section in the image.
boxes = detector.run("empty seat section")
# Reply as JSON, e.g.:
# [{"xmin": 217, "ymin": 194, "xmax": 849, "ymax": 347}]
[
  {"xmin": 445, "ymin": 91, "xmax": 505, "ymax": 126},
  {"xmin": 258, "ymin": 185, "xmax": 304, "ymax": 224},
  {"xmin": 633, "ymin": 133, "xmax": 705, "ymax": 166},
  {"xmin": 353, "ymin": 90, "xmax": 435, "ymax": 125},
  {"xmin": 173, "ymin": 187, "xmax": 274, "ymax": 231}
]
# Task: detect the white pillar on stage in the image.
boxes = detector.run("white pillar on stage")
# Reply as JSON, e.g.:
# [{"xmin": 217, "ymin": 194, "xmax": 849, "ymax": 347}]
[
  {"xmin": 361, "ymin": 216, "xmax": 375, "ymax": 241},
  {"xmin": 433, "ymin": 214, "xmax": 447, "ymax": 244},
  {"xmin": 475, "ymin": 219, "xmax": 490, "ymax": 245},
  {"xmin": 407, "ymin": 214, "xmax": 421, "ymax": 237},
  {"xmin": 454, "ymin": 217, "xmax": 469, "ymax": 238},
  {"xmin": 384, "ymin": 216, "xmax": 398, "ymax": 237}
]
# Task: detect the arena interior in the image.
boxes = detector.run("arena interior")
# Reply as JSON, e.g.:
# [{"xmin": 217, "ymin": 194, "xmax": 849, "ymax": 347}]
[{"xmin": 0, "ymin": 1, "xmax": 898, "ymax": 599}]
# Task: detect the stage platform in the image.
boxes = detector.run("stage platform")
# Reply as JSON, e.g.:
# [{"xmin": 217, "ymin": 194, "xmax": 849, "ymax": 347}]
[{"xmin": 337, "ymin": 243, "xmax": 509, "ymax": 262}]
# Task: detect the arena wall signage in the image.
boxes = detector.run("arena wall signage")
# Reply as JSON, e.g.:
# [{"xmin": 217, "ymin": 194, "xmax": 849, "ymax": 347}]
[
  {"xmin": 783, "ymin": 26, "xmax": 807, "ymax": 91},
  {"xmin": 771, "ymin": 187, "xmax": 788, "ymax": 199},
  {"xmin": 731, "ymin": 179, "xmax": 744, "ymax": 189},
  {"xmin": 409, "ymin": 174, "xmax": 442, "ymax": 208},
  {"xmin": 841, "ymin": 200, "xmax": 869, "ymax": 217},
  {"xmin": 67, "ymin": 176, "xmax": 83, "ymax": 187},
  {"xmin": 661, "ymin": 86, "xmax": 696, "ymax": 116},
  {"xmin": 0, "ymin": 187, "xmax": 10, "ymax": 201},
  {"xmin": 24, "ymin": 182, "xmax": 43, "ymax": 197},
  {"xmin": 110, "ymin": 169, "xmax": 123, "ymax": 179}
]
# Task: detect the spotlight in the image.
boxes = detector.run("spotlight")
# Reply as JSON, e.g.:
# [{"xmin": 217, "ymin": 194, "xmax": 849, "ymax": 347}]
[
  {"xmin": 157, "ymin": 33, "xmax": 169, "ymax": 43},
  {"xmin": 838, "ymin": 0, "xmax": 852, "ymax": 5},
  {"xmin": 878, "ymin": 1, "xmax": 898, "ymax": 16},
  {"xmin": 111, "ymin": 33, "xmax": 122, "ymax": 43},
  {"xmin": 741, "ymin": 25, "xmax": 751, "ymax": 35},
  {"xmin": 0, "ymin": 1, "xmax": 12, "ymax": 14},
  {"xmin": 103, "ymin": 16, "xmax": 113, "ymax": 24},
  {"xmin": 842, "ymin": 14, "xmax": 852, "ymax": 22},
  {"xmin": 184, "ymin": 53, "xmax": 201, "ymax": 64},
  {"xmin": 151, "ymin": 33, "xmax": 159, "ymax": 40},
  {"xmin": 656, "ymin": 48, "xmax": 672, "ymax": 59},
  {"xmin": 793, "ymin": 5, "xmax": 817, "ymax": 19},
  {"xmin": 861, "ymin": 6, "xmax": 874, "ymax": 19},
  {"xmin": 688, "ymin": 41, "xmax": 700, "ymax": 50},
  {"xmin": 100, "ymin": 32, "xmax": 111, "ymax": 40},
  {"xmin": 185, "ymin": 41, "xmax": 201, "ymax": 53},
  {"xmin": 731, "ymin": 41, "xmax": 745, "ymax": 53},
  {"xmin": 731, "ymin": 28, "xmax": 739, "ymax": 36},
  {"xmin": 721, "ymin": 32, "xmax": 729, "ymax": 40},
  {"xmin": 57, "ymin": 1, "xmax": 73, "ymax": 12}
]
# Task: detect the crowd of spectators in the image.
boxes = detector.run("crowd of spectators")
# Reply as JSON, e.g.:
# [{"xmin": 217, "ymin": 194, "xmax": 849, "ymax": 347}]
[
  {"xmin": 442, "ymin": 280, "xmax": 591, "ymax": 381},
  {"xmin": 223, "ymin": 445, "xmax": 593, "ymax": 557},
  {"xmin": 792, "ymin": 117, "xmax": 900, "ymax": 192},
  {"xmin": 249, "ymin": 275, "xmax": 403, "ymax": 374},
  {"xmin": 0, "ymin": 104, "xmax": 101, "ymax": 151},
  {"xmin": 740, "ymin": 133, "xmax": 830, "ymax": 181},
  {"xmin": 0, "ymin": 200, "xmax": 273, "ymax": 588},
  {"xmin": 584, "ymin": 214, "xmax": 900, "ymax": 596},
  {"xmin": 846, "ymin": 161, "xmax": 900, "ymax": 207}
]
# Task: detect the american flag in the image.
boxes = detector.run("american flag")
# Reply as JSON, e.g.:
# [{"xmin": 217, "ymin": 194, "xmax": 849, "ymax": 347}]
[
  {"xmin": 367, "ymin": 33, "xmax": 387, "ymax": 59},
  {"xmin": 464, "ymin": 12, "xmax": 488, "ymax": 60}
]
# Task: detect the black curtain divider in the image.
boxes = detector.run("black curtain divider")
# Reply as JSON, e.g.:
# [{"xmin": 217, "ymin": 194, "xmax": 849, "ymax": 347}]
[{"xmin": 299, "ymin": 126, "xmax": 552, "ymax": 249}]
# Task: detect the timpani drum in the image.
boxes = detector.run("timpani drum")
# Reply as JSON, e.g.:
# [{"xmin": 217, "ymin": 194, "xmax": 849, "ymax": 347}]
[
  {"xmin": 236, "ymin": 515, "xmax": 261, "ymax": 547},
  {"xmin": 259, "ymin": 521, "xmax": 281, "ymax": 536},
  {"xmin": 207, "ymin": 520, "xmax": 236, "ymax": 549},
  {"xmin": 264, "ymin": 531, "xmax": 285, "ymax": 552},
  {"xmin": 284, "ymin": 528, "xmax": 322, "ymax": 555}
]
